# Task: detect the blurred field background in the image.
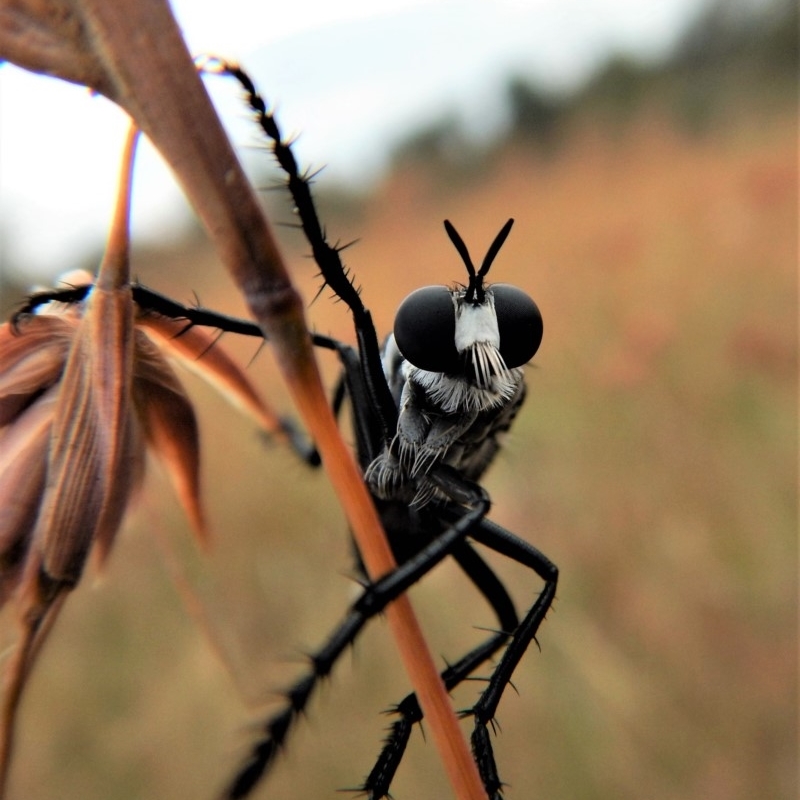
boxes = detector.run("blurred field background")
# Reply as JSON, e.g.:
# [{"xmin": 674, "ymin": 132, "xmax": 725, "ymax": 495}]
[{"xmin": 0, "ymin": 2, "xmax": 797, "ymax": 799}]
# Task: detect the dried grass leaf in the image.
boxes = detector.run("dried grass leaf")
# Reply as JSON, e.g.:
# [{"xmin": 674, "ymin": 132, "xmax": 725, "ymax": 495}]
[
  {"xmin": 0, "ymin": 388, "xmax": 56, "ymax": 605},
  {"xmin": 0, "ymin": 317, "xmax": 75, "ymax": 427},
  {"xmin": 138, "ymin": 314, "xmax": 285, "ymax": 435},
  {"xmin": 132, "ymin": 330, "xmax": 206, "ymax": 544}
]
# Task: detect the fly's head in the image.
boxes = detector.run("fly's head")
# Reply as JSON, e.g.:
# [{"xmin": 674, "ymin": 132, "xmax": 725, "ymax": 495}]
[{"xmin": 392, "ymin": 219, "xmax": 543, "ymax": 390}]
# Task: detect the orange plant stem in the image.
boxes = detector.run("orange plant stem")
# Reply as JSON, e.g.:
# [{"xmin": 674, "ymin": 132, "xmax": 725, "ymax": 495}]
[{"xmin": 284, "ymin": 352, "xmax": 486, "ymax": 800}]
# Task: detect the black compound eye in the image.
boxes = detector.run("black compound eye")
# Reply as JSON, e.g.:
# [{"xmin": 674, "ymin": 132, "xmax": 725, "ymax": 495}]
[
  {"xmin": 491, "ymin": 284, "xmax": 543, "ymax": 368},
  {"xmin": 393, "ymin": 286, "xmax": 461, "ymax": 373}
]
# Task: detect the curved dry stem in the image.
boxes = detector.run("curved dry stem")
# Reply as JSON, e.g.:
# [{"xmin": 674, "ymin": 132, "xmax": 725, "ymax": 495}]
[
  {"xmin": 0, "ymin": 582, "xmax": 68, "ymax": 796},
  {"xmin": 0, "ymin": 3, "xmax": 485, "ymax": 797}
]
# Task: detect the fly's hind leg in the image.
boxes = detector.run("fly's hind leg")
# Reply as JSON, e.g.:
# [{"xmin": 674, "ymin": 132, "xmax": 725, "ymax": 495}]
[{"xmin": 221, "ymin": 479, "xmax": 491, "ymax": 799}]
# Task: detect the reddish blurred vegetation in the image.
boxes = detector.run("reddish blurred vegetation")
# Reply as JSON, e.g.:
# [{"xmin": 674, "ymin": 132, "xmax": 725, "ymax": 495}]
[{"xmin": 1, "ymin": 5, "xmax": 797, "ymax": 799}]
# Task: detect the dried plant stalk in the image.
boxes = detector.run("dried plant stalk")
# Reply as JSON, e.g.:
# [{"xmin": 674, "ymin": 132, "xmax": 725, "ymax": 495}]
[{"xmin": 0, "ymin": 1, "xmax": 486, "ymax": 798}]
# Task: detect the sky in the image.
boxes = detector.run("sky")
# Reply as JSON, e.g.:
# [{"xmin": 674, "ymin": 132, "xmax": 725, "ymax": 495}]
[{"xmin": 0, "ymin": 0, "xmax": 709, "ymax": 284}]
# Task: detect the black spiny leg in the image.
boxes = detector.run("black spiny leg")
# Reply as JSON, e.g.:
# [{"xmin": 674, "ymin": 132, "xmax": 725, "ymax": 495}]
[
  {"xmin": 222, "ymin": 476, "xmax": 492, "ymax": 799},
  {"xmin": 462, "ymin": 517, "xmax": 558, "ymax": 798},
  {"xmin": 11, "ymin": 284, "xmax": 93, "ymax": 331},
  {"xmin": 363, "ymin": 510, "xmax": 557, "ymax": 800},
  {"xmin": 361, "ymin": 539, "xmax": 520, "ymax": 799},
  {"xmin": 203, "ymin": 57, "xmax": 398, "ymax": 444},
  {"xmin": 132, "ymin": 287, "xmax": 336, "ymax": 466}
]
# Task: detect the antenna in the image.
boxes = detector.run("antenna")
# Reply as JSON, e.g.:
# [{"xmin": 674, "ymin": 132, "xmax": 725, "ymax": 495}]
[{"xmin": 444, "ymin": 218, "xmax": 514, "ymax": 303}]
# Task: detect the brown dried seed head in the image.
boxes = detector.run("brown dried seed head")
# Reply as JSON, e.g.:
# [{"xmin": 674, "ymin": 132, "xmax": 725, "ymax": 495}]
[
  {"xmin": 0, "ymin": 316, "xmax": 75, "ymax": 426},
  {"xmin": 37, "ymin": 287, "xmax": 136, "ymax": 586}
]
